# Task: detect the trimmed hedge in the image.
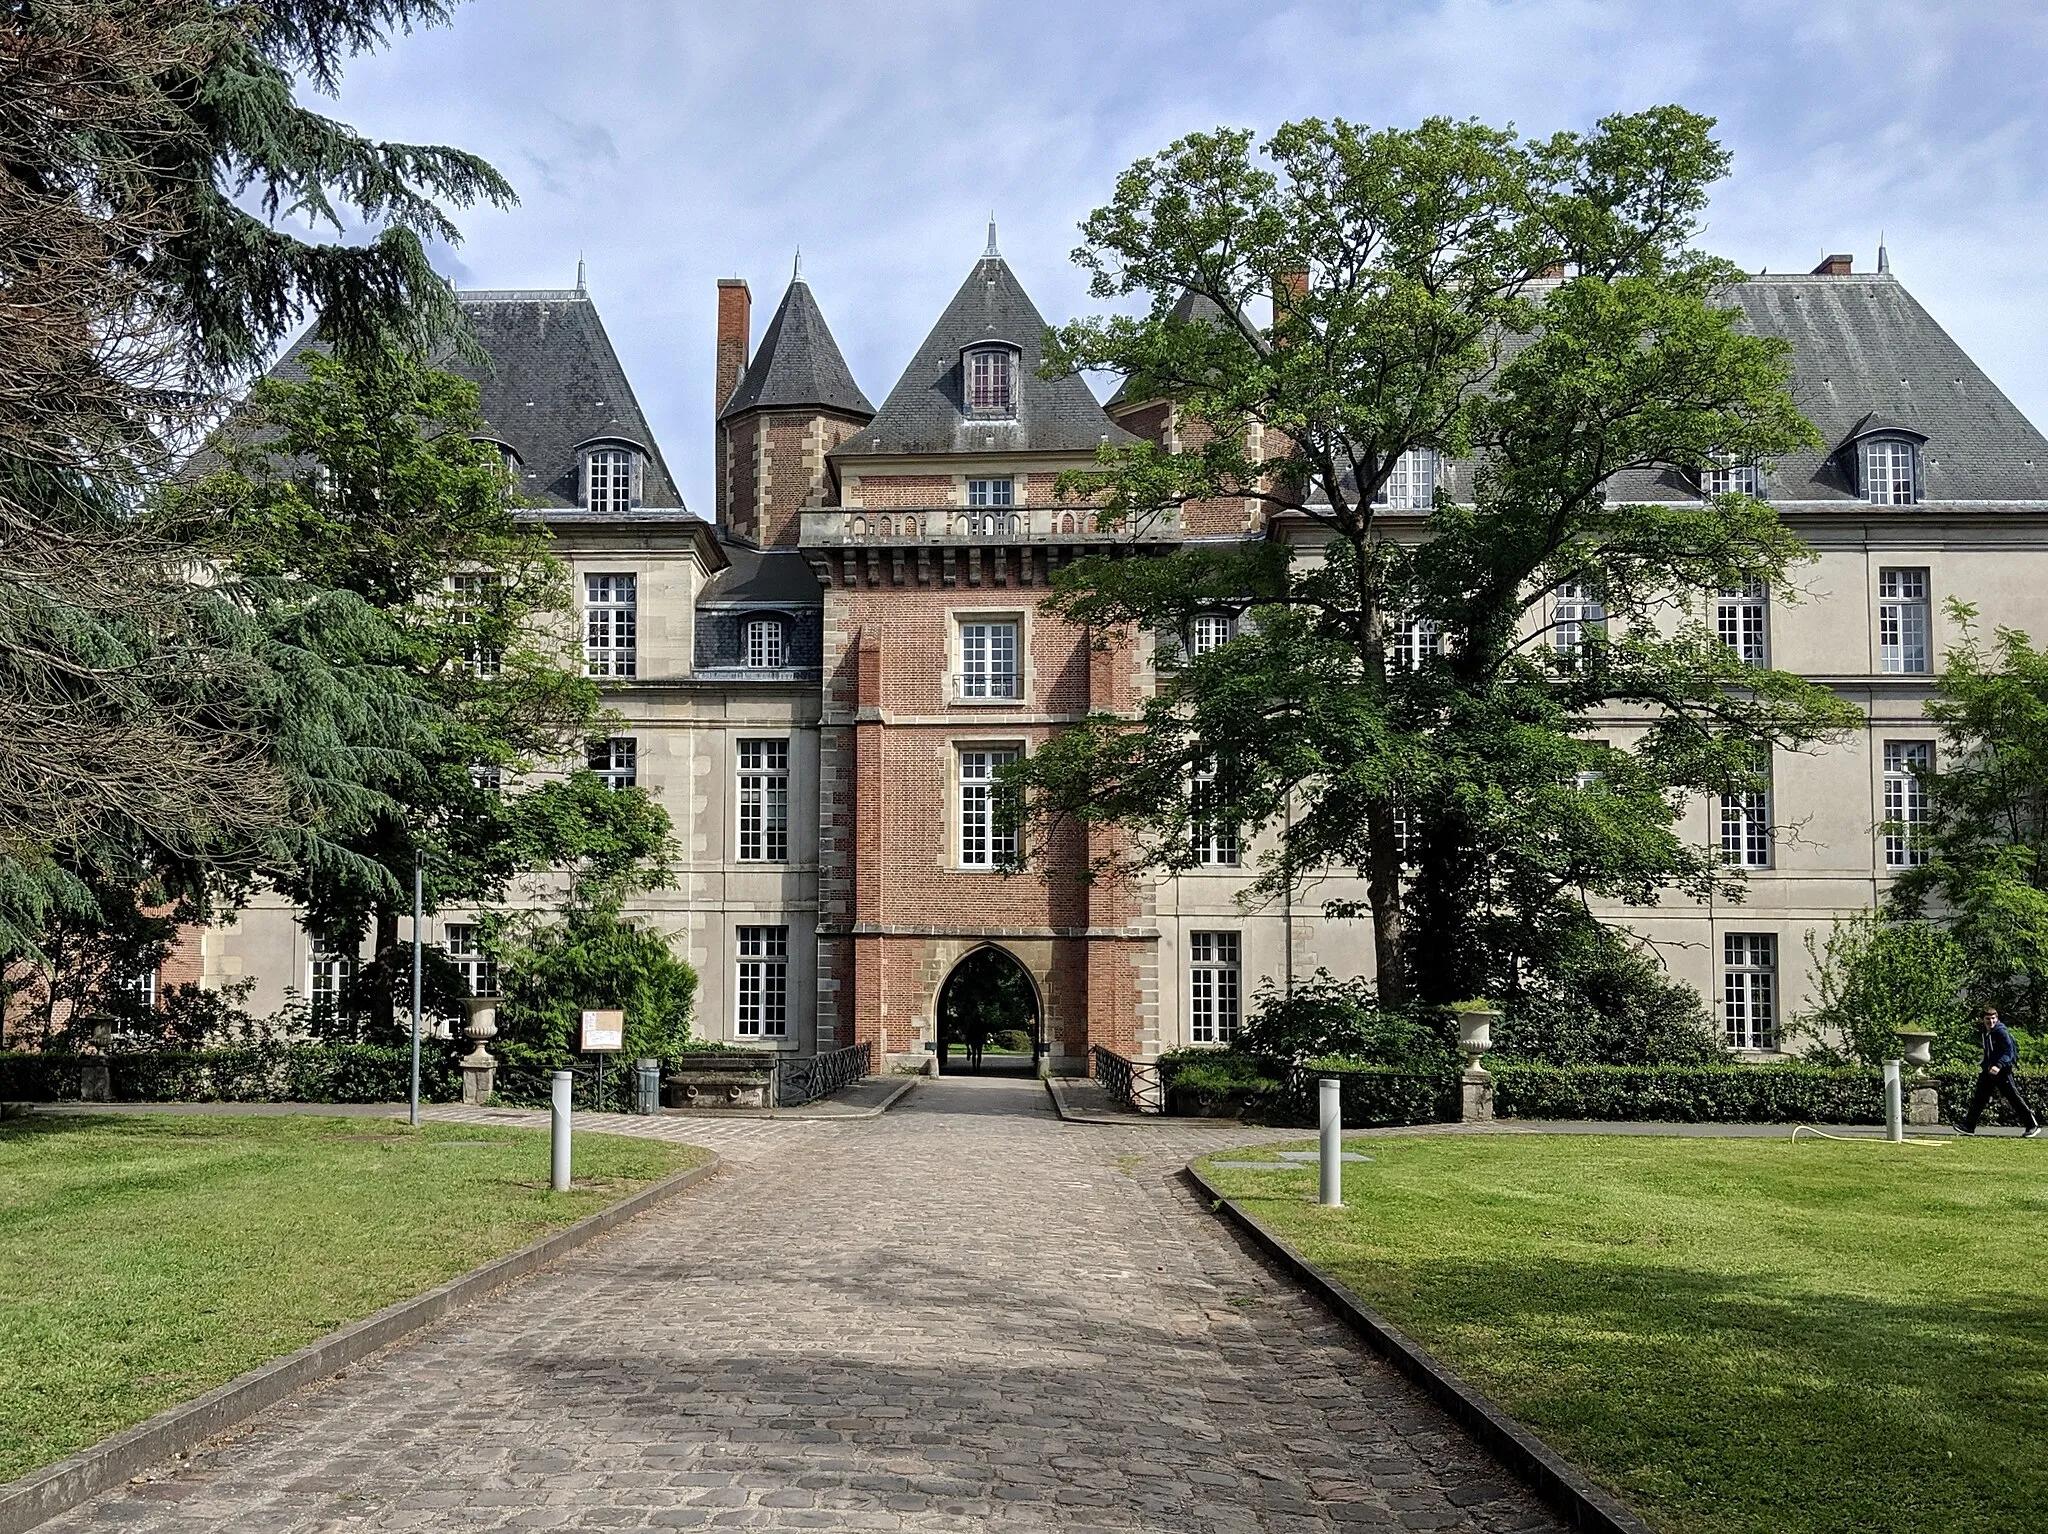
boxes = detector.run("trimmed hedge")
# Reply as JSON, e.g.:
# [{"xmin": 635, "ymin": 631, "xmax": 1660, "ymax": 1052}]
[
  {"xmin": 1279, "ymin": 1064, "xmax": 1462, "ymax": 1128},
  {"xmin": 1, "ymin": 1046, "xmax": 461, "ymax": 1105},
  {"xmin": 1491, "ymin": 1062, "xmax": 1888, "ymax": 1123}
]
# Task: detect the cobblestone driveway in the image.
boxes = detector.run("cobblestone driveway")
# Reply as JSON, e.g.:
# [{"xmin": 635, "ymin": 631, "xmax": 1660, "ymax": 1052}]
[{"xmin": 47, "ymin": 1075, "xmax": 1559, "ymax": 1533}]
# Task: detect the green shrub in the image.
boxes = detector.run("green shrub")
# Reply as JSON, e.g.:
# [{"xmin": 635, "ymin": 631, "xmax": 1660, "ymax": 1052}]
[
  {"xmin": 1798, "ymin": 914, "xmax": 1975, "ymax": 1066},
  {"xmin": 0, "ymin": 1046, "xmax": 464, "ymax": 1105},
  {"xmin": 1492, "ymin": 1062, "xmax": 1886, "ymax": 1123},
  {"xmin": 1280, "ymin": 1061, "xmax": 1462, "ymax": 1127},
  {"xmin": 1496, "ymin": 929, "xmax": 1723, "ymax": 1066},
  {"xmin": 1157, "ymin": 1048, "xmax": 1281, "ymax": 1110},
  {"xmin": 1237, "ymin": 971, "xmax": 1455, "ymax": 1069}
]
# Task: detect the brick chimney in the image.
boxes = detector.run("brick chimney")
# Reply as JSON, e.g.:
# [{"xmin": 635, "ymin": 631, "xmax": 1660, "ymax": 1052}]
[
  {"xmin": 716, "ymin": 278, "xmax": 751, "ymax": 411},
  {"xmin": 1811, "ymin": 253, "xmax": 1854, "ymax": 276}
]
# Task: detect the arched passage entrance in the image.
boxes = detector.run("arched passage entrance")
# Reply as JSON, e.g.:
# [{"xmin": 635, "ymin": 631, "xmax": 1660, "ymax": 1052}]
[{"xmin": 934, "ymin": 945, "xmax": 1042, "ymax": 1076}]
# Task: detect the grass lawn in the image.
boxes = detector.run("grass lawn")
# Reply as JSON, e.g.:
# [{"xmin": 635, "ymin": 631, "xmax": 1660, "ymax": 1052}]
[
  {"xmin": 1199, "ymin": 1134, "xmax": 2048, "ymax": 1534},
  {"xmin": 0, "ymin": 1113, "xmax": 704, "ymax": 1484}
]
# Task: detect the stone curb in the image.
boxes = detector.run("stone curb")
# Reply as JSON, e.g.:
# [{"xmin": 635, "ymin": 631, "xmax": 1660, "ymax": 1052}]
[
  {"xmin": 1183, "ymin": 1165, "xmax": 1653, "ymax": 1534},
  {"xmin": 0, "ymin": 1155, "xmax": 722, "ymax": 1534},
  {"xmin": 1043, "ymin": 1076, "xmax": 1154, "ymax": 1124}
]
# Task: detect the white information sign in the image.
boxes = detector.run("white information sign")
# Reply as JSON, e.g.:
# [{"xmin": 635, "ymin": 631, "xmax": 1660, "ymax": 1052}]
[{"xmin": 579, "ymin": 1008, "xmax": 625, "ymax": 1053}]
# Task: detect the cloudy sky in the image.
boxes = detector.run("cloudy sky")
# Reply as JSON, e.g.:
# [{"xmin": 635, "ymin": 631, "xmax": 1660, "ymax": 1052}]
[{"xmin": 320, "ymin": 0, "xmax": 2048, "ymax": 513}]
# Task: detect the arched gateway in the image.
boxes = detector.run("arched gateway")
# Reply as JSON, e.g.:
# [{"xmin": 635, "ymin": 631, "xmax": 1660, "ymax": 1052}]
[{"xmin": 934, "ymin": 945, "xmax": 1042, "ymax": 1075}]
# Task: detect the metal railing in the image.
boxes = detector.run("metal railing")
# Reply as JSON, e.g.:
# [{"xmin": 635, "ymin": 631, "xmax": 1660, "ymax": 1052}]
[
  {"xmin": 1091, "ymin": 1045, "xmax": 1164, "ymax": 1115},
  {"xmin": 952, "ymin": 671, "xmax": 1022, "ymax": 701},
  {"xmin": 775, "ymin": 1040, "xmax": 874, "ymax": 1107}
]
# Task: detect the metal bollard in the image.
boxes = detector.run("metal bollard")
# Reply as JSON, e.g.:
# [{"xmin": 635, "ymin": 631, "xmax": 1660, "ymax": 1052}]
[
  {"xmin": 1319, "ymin": 1077, "xmax": 1343, "ymax": 1208},
  {"xmin": 550, "ymin": 1069, "xmax": 573, "ymax": 1191},
  {"xmin": 633, "ymin": 1058, "xmax": 661, "ymax": 1116},
  {"xmin": 1884, "ymin": 1059, "xmax": 1904, "ymax": 1143}
]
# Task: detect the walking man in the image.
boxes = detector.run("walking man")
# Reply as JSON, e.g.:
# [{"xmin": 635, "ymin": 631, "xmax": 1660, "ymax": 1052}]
[{"xmin": 1959, "ymin": 1007, "xmax": 2042, "ymax": 1137}]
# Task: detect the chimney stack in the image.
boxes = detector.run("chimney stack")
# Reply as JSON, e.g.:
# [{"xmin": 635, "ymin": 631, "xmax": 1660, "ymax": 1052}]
[
  {"xmin": 716, "ymin": 278, "xmax": 751, "ymax": 412},
  {"xmin": 1811, "ymin": 253, "xmax": 1854, "ymax": 276}
]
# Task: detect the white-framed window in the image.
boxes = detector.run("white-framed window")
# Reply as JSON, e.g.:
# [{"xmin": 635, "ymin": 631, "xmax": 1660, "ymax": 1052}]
[
  {"xmin": 736, "ymin": 925, "xmax": 789, "ymax": 1038},
  {"xmin": 310, "ymin": 944, "xmax": 352, "ymax": 1018},
  {"xmin": 1702, "ymin": 462, "xmax": 1761, "ymax": 499},
  {"xmin": 589, "ymin": 737, "xmax": 636, "ymax": 791},
  {"xmin": 1716, "ymin": 580, "xmax": 1769, "ymax": 665},
  {"xmin": 584, "ymin": 573, "xmax": 637, "ymax": 678},
  {"xmin": 1883, "ymin": 740, "xmax": 1934, "ymax": 869},
  {"xmin": 1391, "ymin": 802, "xmax": 1415, "ymax": 859},
  {"xmin": 738, "ymin": 739, "xmax": 789, "ymax": 863},
  {"xmin": 1573, "ymin": 738, "xmax": 1609, "ymax": 796},
  {"xmin": 1551, "ymin": 579, "xmax": 1602, "ymax": 659},
  {"xmin": 1189, "ymin": 613, "xmax": 1236, "ymax": 657},
  {"xmin": 469, "ymin": 763, "xmax": 502, "ymax": 795},
  {"xmin": 1191, "ymin": 759, "xmax": 1240, "ymax": 868},
  {"xmin": 957, "ymin": 619, "xmax": 1021, "ymax": 701},
  {"xmin": 959, "ymin": 747, "xmax": 1020, "ymax": 867},
  {"xmin": 117, "ymin": 968, "xmax": 158, "ymax": 1011},
  {"xmin": 1189, "ymin": 932, "xmax": 1241, "ymax": 1044},
  {"xmin": 450, "ymin": 573, "xmax": 502, "ymax": 679},
  {"xmin": 1719, "ymin": 747, "xmax": 1772, "ymax": 869},
  {"xmin": 744, "ymin": 616, "xmax": 785, "ymax": 669},
  {"xmin": 444, "ymin": 922, "xmax": 498, "ymax": 998},
  {"xmin": 966, "ymin": 477, "xmax": 1014, "ymax": 508},
  {"xmin": 968, "ymin": 349, "xmax": 1015, "ymax": 413},
  {"xmin": 1372, "ymin": 448, "xmax": 1437, "ymax": 510},
  {"xmin": 1723, "ymin": 933, "xmax": 1777, "ymax": 1051},
  {"xmin": 585, "ymin": 447, "xmax": 636, "ymax": 513},
  {"xmin": 1392, "ymin": 616, "xmax": 1441, "ymax": 672},
  {"xmin": 1859, "ymin": 438, "xmax": 1918, "ymax": 505},
  {"xmin": 1878, "ymin": 568, "xmax": 1930, "ymax": 674}
]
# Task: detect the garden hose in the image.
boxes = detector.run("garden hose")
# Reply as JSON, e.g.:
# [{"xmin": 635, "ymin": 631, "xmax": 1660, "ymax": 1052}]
[{"xmin": 1790, "ymin": 1125, "xmax": 1950, "ymax": 1146}]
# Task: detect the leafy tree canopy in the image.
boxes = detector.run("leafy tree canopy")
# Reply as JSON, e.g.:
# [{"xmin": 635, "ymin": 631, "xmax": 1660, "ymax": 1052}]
[{"xmin": 1016, "ymin": 110, "xmax": 1860, "ymax": 1006}]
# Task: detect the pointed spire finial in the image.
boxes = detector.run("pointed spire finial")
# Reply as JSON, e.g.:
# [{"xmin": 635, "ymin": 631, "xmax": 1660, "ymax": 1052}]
[
  {"xmin": 1877, "ymin": 232, "xmax": 1891, "ymax": 275},
  {"xmin": 575, "ymin": 254, "xmax": 586, "ymax": 292},
  {"xmin": 793, "ymin": 247, "xmax": 804, "ymax": 284},
  {"xmin": 984, "ymin": 212, "xmax": 999, "ymax": 259}
]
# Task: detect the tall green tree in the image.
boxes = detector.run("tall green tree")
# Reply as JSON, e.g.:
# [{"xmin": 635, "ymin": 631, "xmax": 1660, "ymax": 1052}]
[
  {"xmin": 0, "ymin": 0, "xmax": 512, "ymax": 964},
  {"xmin": 186, "ymin": 345, "xmax": 675, "ymax": 1034},
  {"xmin": 1891, "ymin": 608, "xmax": 2048, "ymax": 1029},
  {"xmin": 1017, "ymin": 111, "xmax": 1860, "ymax": 1007}
]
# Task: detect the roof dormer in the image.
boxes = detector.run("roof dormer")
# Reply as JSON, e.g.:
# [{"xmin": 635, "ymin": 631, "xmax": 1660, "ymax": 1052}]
[
  {"xmin": 961, "ymin": 338, "xmax": 1020, "ymax": 418},
  {"xmin": 1840, "ymin": 415, "xmax": 1929, "ymax": 506},
  {"xmin": 576, "ymin": 435, "xmax": 647, "ymax": 513}
]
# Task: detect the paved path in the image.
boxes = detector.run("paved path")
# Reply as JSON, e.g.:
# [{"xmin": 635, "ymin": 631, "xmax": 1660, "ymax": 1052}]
[{"xmin": 46, "ymin": 1076, "xmax": 1560, "ymax": 1533}]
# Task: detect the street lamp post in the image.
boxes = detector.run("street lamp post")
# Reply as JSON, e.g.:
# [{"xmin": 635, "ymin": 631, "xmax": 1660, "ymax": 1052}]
[{"xmin": 409, "ymin": 853, "xmax": 423, "ymax": 1128}]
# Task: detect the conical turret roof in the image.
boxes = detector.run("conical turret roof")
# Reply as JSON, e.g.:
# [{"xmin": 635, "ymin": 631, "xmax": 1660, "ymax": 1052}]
[{"xmin": 719, "ymin": 273, "xmax": 873, "ymax": 421}]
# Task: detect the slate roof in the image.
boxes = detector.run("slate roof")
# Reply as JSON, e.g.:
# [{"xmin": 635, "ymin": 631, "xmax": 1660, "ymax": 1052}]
[
  {"xmin": 1607, "ymin": 273, "xmax": 2048, "ymax": 506},
  {"xmin": 1105, "ymin": 289, "xmax": 1235, "ymax": 409},
  {"xmin": 834, "ymin": 251, "xmax": 1134, "ymax": 458},
  {"xmin": 698, "ymin": 536, "xmax": 824, "ymax": 606},
  {"xmin": 719, "ymin": 276, "xmax": 874, "ymax": 422}
]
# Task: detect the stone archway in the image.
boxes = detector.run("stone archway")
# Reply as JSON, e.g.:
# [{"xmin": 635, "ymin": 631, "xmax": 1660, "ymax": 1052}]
[{"xmin": 933, "ymin": 944, "xmax": 1042, "ymax": 1076}]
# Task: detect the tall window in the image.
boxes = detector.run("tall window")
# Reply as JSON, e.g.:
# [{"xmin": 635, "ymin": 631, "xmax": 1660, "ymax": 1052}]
[
  {"xmin": 959, "ymin": 748, "xmax": 1020, "ymax": 867},
  {"xmin": 738, "ymin": 739, "xmax": 790, "ymax": 862},
  {"xmin": 444, "ymin": 923, "xmax": 498, "ymax": 997},
  {"xmin": 117, "ymin": 969, "xmax": 158, "ymax": 1012},
  {"xmin": 589, "ymin": 737, "xmax": 637, "ymax": 791},
  {"xmin": 1878, "ymin": 568, "xmax": 1930, "ymax": 674},
  {"xmin": 310, "ymin": 944, "xmax": 352, "ymax": 1018},
  {"xmin": 1189, "ymin": 932, "xmax": 1241, "ymax": 1044},
  {"xmin": 1716, "ymin": 581, "xmax": 1769, "ymax": 665},
  {"xmin": 450, "ymin": 574, "xmax": 502, "ymax": 678},
  {"xmin": 1860, "ymin": 439, "xmax": 1918, "ymax": 505},
  {"xmin": 1372, "ymin": 448, "xmax": 1436, "ymax": 510},
  {"xmin": 1191, "ymin": 760, "xmax": 1240, "ymax": 868},
  {"xmin": 1188, "ymin": 613, "xmax": 1236, "ymax": 657},
  {"xmin": 1702, "ymin": 462, "xmax": 1760, "ymax": 499},
  {"xmin": 736, "ymin": 926, "xmax": 789, "ymax": 1039},
  {"xmin": 966, "ymin": 477, "xmax": 1014, "ymax": 508},
  {"xmin": 1723, "ymin": 934, "xmax": 1777, "ymax": 1050},
  {"xmin": 968, "ymin": 349, "xmax": 1014, "ymax": 412},
  {"xmin": 1551, "ymin": 579, "xmax": 1602, "ymax": 659},
  {"xmin": 470, "ymin": 763, "xmax": 502, "ymax": 795},
  {"xmin": 1883, "ymin": 740, "xmax": 1934, "ymax": 868},
  {"xmin": 585, "ymin": 447, "xmax": 635, "ymax": 513},
  {"xmin": 1719, "ymin": 747, "xmax": 1772, "ymax": 869},
  {"xmin": 1392, "ymin": 616, "xmax": 1441, "ymax": 672},
  {"xmin": 585, "ymin": 574, "xmax": 637, "ymax": 677},
  {"xmin": 744, "ymin": 617, "xmax": 785, "ymax": 669},
  {"xmin": 958, "ymin": 620, "xmax": 1020, "ymax": 700}
]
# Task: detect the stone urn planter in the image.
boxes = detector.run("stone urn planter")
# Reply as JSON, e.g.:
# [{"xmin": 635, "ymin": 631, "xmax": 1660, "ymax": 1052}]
[
  {"xmin": 1896, "ymin": 1028, "xmax": 1936, "ymax": 1069},
  {"xmin": 1897, "ymin": 1027, "xmax": 1940, "ymax": 1125},
  {"xmin": 459, "ymin": 998, "xmax": 499, "ymax": 1105},
  {"xmin": 1453, "ymin": 1004, "xmax": 1501, "ymax": 1123}
]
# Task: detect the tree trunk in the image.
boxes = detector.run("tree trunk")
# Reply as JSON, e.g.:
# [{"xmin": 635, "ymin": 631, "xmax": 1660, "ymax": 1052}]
[
  {"xmin": 1362, "ymin": 796, "xmax": 1408, "ymax": 1009},
  {"xmin": 371, "ymin": 904, "xmax": 399, "ymax": 1039}
]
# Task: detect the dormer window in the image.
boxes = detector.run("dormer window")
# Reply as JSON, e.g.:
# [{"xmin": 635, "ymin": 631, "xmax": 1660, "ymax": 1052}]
[
  {"xmin": 1858, "ymin": 437, "xmax": 1919, "ymax": 505},
  {"xmin": 744, "ymin": 616, "xmax": 786, "ymax": 669},
  {"xmin": 967, "ymin": 347, "xmax": 1016, "ymax": 414},
  {"xmin": 1372, "ymin": 448, "xmax": 1436, "ymax": 510},
  {"xmin": 1701, "ymin": 462, "xmax": 1760, "ymax": 499},
  {"xmin": 582, "ymin": 444, "xmax": 640, "ymax": 513}
]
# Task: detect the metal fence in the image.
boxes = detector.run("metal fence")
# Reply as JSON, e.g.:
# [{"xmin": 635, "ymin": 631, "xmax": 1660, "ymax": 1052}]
[
  {"xmin": 1091, "ymin": 1045, "xmax": 1164, "ymax": 1114},
  {"xmin": 776, "ymin": 1041, "xmax": 873, "ymax": 1107}
]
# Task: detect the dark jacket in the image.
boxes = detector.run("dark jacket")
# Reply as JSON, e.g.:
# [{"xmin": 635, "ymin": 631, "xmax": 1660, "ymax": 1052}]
[{"xmin": 1982, "ymin": 1022, "xmax": 2020, "ymax": 1072}]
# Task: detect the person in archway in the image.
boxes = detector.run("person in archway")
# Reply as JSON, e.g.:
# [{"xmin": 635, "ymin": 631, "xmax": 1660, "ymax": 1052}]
[{"xmin": 966, "ymin": 1021, "xmax": 987, "ymax": 1073}]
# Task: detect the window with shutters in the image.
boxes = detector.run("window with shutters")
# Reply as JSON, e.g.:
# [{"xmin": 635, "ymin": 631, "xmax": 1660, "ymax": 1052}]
[
  {"xmin": 744, "ymin": 617, "xmax": 785, "ymax": 669},
  {"xmin": 738, "ymin": 739, "xmax": 789, "ymax": 862},
  {"xmin": 1720, "ymin": 747, "xmax": 1772, "ymax": 869},
  {"xmin": 1372, "ymin": 448, "xmax": 1437, "ymax": 509},
  {"xmin": 585, "ymin": 573, "xmax": 637, "ymax": 677},
  {"xmin": 1189, "ymin": 932, "xmax": 1241, "ymax": 1044},
  {"xmin": 444, "ymin": 923, "xmax": 498, "ymax": 997},
  {"xmin": 1859, "ymin": 438, "xmax": 1919, "ymax": 505},
  {"xmin": 1878, "ymin": 568, "xmax": 1930, "ymax": 674},
  {"xmin": 1191, "ymin": 759, "xmax": 1240, "ymax": 867},
  {"xmin": 959, "ymin": 748, "xmax": 1020, "ymax": 867},
  {"xmin": 736, "ymin": 926, "xmax": 789, "ymax": 1038},
  {"xmin": 1723, "ymin": 933, "xmax": 1778, "ymax": 1050},
  {"xmin": 584, "ymin": 447, "xmax": 636, "ymax": 513},
  {"xmin": 1882, "ymin": 740, "xmax": 1934, "ymax": 868},
  {"xmin": 588, "ymin": 737, "xmax": 636, "ymax": 791},
  {"xmin": 1716, "ymin": 580, "xmax": 1769, "ymax": 665}
]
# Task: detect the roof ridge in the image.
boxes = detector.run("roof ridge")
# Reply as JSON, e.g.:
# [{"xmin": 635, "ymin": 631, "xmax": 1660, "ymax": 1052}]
[{"xmin": 459, "ymin": 288, "xmax": 588, "ymax": 303}]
